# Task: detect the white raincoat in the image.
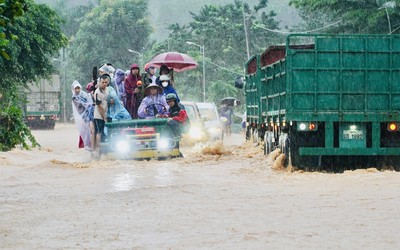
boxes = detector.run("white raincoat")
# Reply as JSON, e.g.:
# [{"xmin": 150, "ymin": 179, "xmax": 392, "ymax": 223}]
[{"xmin": 71, "ymin": 80, "xmax": 93, "ymax": 150}]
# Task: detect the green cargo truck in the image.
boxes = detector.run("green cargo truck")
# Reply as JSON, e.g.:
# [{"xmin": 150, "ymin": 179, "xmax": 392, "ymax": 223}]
[
  {"xmin": 244, "ymin": 34, "xmax": 400, "ymax": 170},
  {"xmin": 24, "ymin": 74, "xmax": 61, "ymax": 129}
]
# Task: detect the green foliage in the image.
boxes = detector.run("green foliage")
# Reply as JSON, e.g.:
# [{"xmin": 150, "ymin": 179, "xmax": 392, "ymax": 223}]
[
  {"xmin": 206, "ymin": 80, "xmax": 240, "ymax": 102},
  {"xmin": 0, "ymin": 0, "xmax": 67, "ymax": 151},
  {"xmin": 161, "ymin": 0, "xmax": 279, "ymax": 106},
  {"xmin": 69, "ymin": 0, "xmax": 152, "ymax": 83},
  {"xmin": 51, "ymin": 1, "xmax": 95, "ymax": 40},
  {"xmin": 0, "ymin": 106, "xmax": 39, "ymax": 151},
  {"xmin": 0, "ymin": 1, "xmax": 68, "ymax": 89},
  {"xmin": 0, "ymin": 86, "xmax": 39, "ymax": 151},
  {"xmin": 289, "ymin": 0, "xmax": 400, "ymax": 34},
  {"xmin": 0, "ymin": 0, "xmax": 28, "ymax": 59}
]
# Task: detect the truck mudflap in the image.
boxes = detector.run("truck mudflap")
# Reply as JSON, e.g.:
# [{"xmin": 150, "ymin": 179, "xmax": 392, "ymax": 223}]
[{"xmin": 299, "ymin": 148, "xmax": 400, "ymax": 156}]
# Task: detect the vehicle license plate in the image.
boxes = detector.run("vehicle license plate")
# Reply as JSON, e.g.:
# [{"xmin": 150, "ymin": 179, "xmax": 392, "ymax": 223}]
[{"xmin": 343, "ymin": 130, "xmax": 363, "ymax": 140}]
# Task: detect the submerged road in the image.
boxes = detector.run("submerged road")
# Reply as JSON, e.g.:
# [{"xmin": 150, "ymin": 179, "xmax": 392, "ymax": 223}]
[{"xmin": 0, "ymin": 124, "xmax": 399, "ymax": 249}]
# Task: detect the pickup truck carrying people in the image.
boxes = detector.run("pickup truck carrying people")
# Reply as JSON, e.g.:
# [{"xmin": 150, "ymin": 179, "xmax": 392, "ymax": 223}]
[{"xmin": 73, "ymin": 52, "xmax": 198, "ymax": 160}]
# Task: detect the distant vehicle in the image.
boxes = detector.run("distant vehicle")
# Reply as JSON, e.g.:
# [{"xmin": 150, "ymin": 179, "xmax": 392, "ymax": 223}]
[
  {"xmin": 24, "ymin": 74, "xmax": 61, "ymax": 129},
  {"xmin": 181, "ymin": 101, "xmax": 223, "ymax": 141}
]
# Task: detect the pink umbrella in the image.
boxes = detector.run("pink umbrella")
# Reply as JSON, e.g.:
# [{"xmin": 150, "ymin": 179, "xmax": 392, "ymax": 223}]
[{"xmin": 147, "ymin": 52, "xmax": 198, "ymax": 72}]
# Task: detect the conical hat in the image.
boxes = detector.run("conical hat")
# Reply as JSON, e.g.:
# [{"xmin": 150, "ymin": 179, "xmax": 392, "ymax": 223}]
[{"xmin": 144, "ymin": 83, "xmax": 163, "ymax": 95}]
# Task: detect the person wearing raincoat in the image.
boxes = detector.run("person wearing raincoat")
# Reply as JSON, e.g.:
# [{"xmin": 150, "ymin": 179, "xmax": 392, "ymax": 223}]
[
  {"xmin": 99, "ymin": 63, "xmax": 117, "ymax": 92},
  {"xmin": 165, "ymin": 93, "xmax": 189, "ymax": 138},
  {"xmin": 159, "ymin": 75, "xmax": 180, "ymax": 103},
  {"xmin": 155, "ymin": 64, "xmax": 171, "ymax": 87},
  {"xmin": 137, "ymin": 83, "xmax": 169, "ymax": 119},
  {"xmin": 144, "ymin": 63, "xmax": 157, "ymax": 85},
  {"xmin": 219, "ymin": 104, "xmax": 233, "ymax": 136},
  {"xmin": 124, "ymin": 64, "xmax": 142, "ymax": 119},
  {"xmin": 114, "ymin": 69, "xmax": 126, "ymax": 106},
  {"xmin": 106, "ymin": 81, "xmax": 131, "ymax": 122},
  {"xmin": 71, "ymin": 80, "xmax": 93, "ymax": 151}
]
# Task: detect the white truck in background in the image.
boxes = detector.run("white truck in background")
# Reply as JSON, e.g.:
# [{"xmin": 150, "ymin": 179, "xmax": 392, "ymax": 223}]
[{"xmin": 24, "ymin": 74, "xmax": 61, "ymax": 129}]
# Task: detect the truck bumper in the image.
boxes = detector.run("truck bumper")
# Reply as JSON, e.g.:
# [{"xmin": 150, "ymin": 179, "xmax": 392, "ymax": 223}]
[{"xmin": 300, "ymin": 147, "xmax": 400, "ymax": 156}]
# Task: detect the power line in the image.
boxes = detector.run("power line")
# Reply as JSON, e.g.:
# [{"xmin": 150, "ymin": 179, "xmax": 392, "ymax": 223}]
[
  {"xmin": 253, "ymin": 20, "xmax": 343, "ymax": 34},
  {"xmin": 194, "ymin": 20, "xmax": 342, "ymax": 76},
  {"xmin": 204, "ymin": 58, "xmax": 242, "ymax": 75}
]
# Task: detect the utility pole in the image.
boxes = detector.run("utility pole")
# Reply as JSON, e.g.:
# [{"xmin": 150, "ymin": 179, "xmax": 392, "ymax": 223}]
[
  {"xmin": 201, "ymin": 45, "xmax": 205, "ymax": 102},
  {"xmin": 53, "ymin": 49, "xmax": 67, "ymax": 123},
  {"xmin": 186, "ymin": 41, "xmax": 206, "ymax": 102},
  {"xmin": 378, "ymin": 1, "xmax": 396, "ymax": 34},
  {"xmin": 242, "ymin": 2, "xmax": 250, "ymax": 59},
  {"xmin": 61, "ymin": 48, "xmax": 67, "ymax": 124}
]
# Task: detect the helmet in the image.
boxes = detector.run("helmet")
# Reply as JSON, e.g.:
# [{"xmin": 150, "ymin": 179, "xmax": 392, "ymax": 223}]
[
  {"xmin": 159, "ymin": 75, "xmax": 170, "ymax": 81},
  {"xmin": 166, "ymin": 93, "xmax": 177, "ymax": 101}
]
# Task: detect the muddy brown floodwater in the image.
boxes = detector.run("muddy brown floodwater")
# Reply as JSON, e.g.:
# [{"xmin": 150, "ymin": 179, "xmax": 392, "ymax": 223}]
[{"xmin": 1, "ymin": 124, "xmax": 400, "ymax": 249}]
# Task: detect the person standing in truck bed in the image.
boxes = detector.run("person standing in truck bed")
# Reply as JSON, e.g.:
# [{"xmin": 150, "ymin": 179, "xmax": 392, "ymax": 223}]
[{"xmin": 93, "ymin": 74, "xmax": 110, "ymax": 153}]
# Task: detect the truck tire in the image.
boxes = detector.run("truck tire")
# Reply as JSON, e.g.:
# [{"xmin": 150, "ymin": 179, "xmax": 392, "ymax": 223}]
[
  {"xmin": 252, "ymin": 128, "xmax": 259, "ymax": 144},
  {"xmin": 263, "ymin": 132, "xmax": 268, "ymax": 155},
  {"xmin": 245, "ymin": 126, "xmax": 251, "ymax": 141},
  {"xmin": 288, "ymin": 131, "xmax": 299, "ymax": 169}
]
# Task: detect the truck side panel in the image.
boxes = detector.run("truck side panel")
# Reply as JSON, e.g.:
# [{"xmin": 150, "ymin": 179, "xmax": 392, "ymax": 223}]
[
  {"xmin": 246, "ymin": 34, "xmax": 400, "ymax": 169},
  {"xmin": 244, "ymin": 55, "xmax": 260, "ymax": 124},
  {"xmin": 286, "ymin": 34, "xmax": 400, "ymax": 122}
]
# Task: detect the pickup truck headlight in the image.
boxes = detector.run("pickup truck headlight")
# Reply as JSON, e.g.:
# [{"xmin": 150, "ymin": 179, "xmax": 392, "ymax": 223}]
[
  {"xmin": 116, "ymin": 140, "xmax": 130, "ymax": 153},
  {"xmin": 158, "ymin": 138, "xmax": 170, "ymax": 150}
]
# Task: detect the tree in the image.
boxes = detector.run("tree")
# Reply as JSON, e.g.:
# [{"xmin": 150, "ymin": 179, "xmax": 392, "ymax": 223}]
[
  {"xmin": 68, "ymin": 0, "xmax": 152, "ymax": 83},
  {"xmin": 0, "ymin": 0, "xmax": 28, "ymax": 59},
  {"xmin": 159, "ymin": 0, "xmax": 280, "ymax": 105},
  {"xmin": 1, "ymin": 2, "xmax": 68, "ymax": 88},
  {"xmin": 51, "ymin": 0, "xmax": 96, "ymax": 40},
  {"xmin": 289, "ymin": 0, "xmax": 400, "ymax": 34},
  {"xmin": 46, "ymin": 1, "xmax": 96, "ymax": 122},
  {"xmin": 0, "ymin": 0, "xmax": 68, "ymax": 151}
]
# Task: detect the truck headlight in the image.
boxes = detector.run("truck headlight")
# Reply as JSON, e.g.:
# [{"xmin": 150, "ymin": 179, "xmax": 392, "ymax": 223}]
[
  {"xmin": 116, "ymin": 140, "xmax": 130, "ymax": 154},
  {"xmin": 189, "ymin": 126, "xmax": 203, "ymax": 139},
  {"xmin": 158, "ymin": 138, "xmax": 170, "ymax": 150},
  {"xmin": 208, "ymin": 127, "xmax": 221, "ymax": 135},
  {"xmin": 298, "ymin": 122, "xmax": 317, "ymax": 131}
]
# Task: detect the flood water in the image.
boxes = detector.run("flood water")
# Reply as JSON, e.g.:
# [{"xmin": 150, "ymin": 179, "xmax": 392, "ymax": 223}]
[{"xmin": 1, "ymin": 124, "xmax": 399, "ymax": 249}]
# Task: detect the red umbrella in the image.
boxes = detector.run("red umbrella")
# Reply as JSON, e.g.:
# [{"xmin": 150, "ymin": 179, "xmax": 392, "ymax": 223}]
[{"xmin": 147, "ymin": 52, "xmax": 198, "ymax": 72}]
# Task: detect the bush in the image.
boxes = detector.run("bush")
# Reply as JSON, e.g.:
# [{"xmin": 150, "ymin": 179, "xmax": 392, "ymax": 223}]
[{"xmin": 0, "ymin": 106, "xmax": 39, "ymax": 151}]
